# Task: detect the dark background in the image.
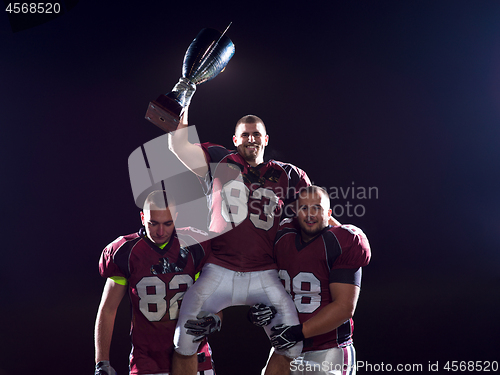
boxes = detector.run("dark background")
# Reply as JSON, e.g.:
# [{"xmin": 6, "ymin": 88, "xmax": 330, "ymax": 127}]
[{"xmin": 1, "ymin": 1, "xmax": 499, "ymax": 374}]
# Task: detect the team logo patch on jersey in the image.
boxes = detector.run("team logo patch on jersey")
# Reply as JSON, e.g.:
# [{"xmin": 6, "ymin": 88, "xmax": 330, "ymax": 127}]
[
  {"xmin": 150, "ymin": 247, "xmax": 189, "ymax": 274},
  {"xmin": 227, "ymin": 159, "xmax": 244, "ymax": 172},
  {"xmin": 243, "ymin": 167, "xmax": 262, "ymax": 185},
  {"xmin": 242, "ymin": 166, "xmax": 282, "ymax": 186},
  {"xmin": 262, "ymin": 168, "xmax": 281, "ymax": 183}
]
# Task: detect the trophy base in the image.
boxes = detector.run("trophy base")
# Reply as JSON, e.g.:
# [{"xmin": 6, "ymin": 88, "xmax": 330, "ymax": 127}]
[{"xmin": 145, "ymin": 94, "xmax": 183, "ymax": 133}]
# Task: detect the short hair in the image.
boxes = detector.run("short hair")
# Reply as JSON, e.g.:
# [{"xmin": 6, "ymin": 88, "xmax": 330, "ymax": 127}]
[
  {"xmin": 143, "ymin": 190, "xmax": 175, "ymax": 211},
  {"xmin": 235, "ymin": 114, "xmax": 267, "ymax": 134},
  {"xmin": 298, "ymin": 185, "xmax": 330, "ymax": 207}
]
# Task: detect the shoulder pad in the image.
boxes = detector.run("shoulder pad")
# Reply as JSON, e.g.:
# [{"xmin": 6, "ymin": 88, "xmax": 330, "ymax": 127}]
[
  {"xmin": 340, "ymin": 224, "xmax": 365, "ymax": 237},
  {"xmin": 279, "ymin": 217, "xmax": 293, "ymax": 226}
]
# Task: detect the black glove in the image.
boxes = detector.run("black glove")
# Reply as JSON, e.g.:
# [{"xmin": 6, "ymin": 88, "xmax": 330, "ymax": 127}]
[
  {"xmin": 184, "ymin": 311, "xmax": 221, "ymax": 342},
  {"xmin": 95, "ymin": 361, "xmax": 116, "ymax": 375},
  {"xmin": 270, "ymin": 324, "xmax": 304, "ymax": 350},
  {"xmin": 247, "ymin": 303, "xmax": 277, "ymax": 327}
]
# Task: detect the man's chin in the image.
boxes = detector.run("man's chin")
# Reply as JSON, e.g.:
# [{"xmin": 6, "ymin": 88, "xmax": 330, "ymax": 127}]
[
  {"xmin": 153, "ymin": 238, "xmax": 168, "ymax": 244},
  {"xmin": 243, "ymin": 152, "xmax": 258, "ymax": 162},
  {"xmin": 301, "ymin": 227, "xmax": 321, "ymax": 237}
]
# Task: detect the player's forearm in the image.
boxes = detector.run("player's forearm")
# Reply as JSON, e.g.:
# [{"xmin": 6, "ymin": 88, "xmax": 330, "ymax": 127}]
[
  {"xmin": 301, "ymin": 301, "xmax": 355, "ymax": 339},
  {"xmin": 168, "ymin": 106, "xmax": 208, "ymax": 177},
  {"xmin": 94, "ymin": 309, "xmax": 117, "ymax": 362},
  {"xmin": 168, "ymin": 107, "xmax": 190, "ymax": 153}
]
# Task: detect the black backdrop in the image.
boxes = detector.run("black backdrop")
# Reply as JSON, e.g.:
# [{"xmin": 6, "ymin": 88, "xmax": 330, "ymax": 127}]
[{"xmin": 1, "ymin": 1, "xmax": 499, "ymax": 374}]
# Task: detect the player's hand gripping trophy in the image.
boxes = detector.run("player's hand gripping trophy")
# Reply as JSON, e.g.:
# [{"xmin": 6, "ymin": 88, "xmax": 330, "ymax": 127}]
[{"xmin": 146, "ymin": 25, "xmax": 235, "ymax": 132}]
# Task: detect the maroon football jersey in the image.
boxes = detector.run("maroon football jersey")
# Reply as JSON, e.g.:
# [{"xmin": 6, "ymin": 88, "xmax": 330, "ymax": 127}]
[
  {"xmin": 99, "ymin": 227, "xmax": 212, "ymax": 374},
  {"xmin": 274, "ymin": 221, "xmax": 371, "ymax": 352},
  {"xmin": 199, "ymin": 142, "xmax": 311, "ymax": 272}
]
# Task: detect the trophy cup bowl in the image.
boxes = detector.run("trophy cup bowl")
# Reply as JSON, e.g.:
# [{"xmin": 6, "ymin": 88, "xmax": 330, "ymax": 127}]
[{"xmin": 146, "ymin": 27, "xmax": 235, "ymax": 132}]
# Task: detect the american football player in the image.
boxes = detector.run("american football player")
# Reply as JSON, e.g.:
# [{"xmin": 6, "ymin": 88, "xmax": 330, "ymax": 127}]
[
  {"xmin": 94, "ymin": 190, "xmax": 215, "ymax": 375},
  {"xmin": 169, "ymin": 107, "xmax": 310, "ymax": 375},
  {"xmin": 257, "ymin": 185, "xmax": 371, "ymax": 374}
]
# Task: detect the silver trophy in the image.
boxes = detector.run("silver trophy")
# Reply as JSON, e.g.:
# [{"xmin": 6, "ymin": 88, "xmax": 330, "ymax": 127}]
[{"xmin": 146, "ymin": 25, "xmax": 235, "ymax": 132}]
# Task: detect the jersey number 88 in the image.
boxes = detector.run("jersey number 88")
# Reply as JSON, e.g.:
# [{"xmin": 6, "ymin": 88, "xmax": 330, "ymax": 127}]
[{"xmin": 279, "ymin": 270, "xmax": 321, "ymax": 314}]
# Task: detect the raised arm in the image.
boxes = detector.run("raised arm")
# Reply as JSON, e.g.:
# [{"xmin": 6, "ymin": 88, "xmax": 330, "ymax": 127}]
[{"xmin": 168, "ymin": 106, "xmax": 208, "ymax": 177}]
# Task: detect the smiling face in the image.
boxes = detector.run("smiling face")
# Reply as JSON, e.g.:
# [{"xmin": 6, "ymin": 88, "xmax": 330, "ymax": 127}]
[
  {"xmin": 297, "ymin": 190, "xmax": 332, "ymax": 242},
  {"xmin": 233, "ymin": 121, "xmax": 269, "ymax": 166},
  {"xmin": 140, "ymin": 205, "xmax": 177, "ymax": 245}
]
